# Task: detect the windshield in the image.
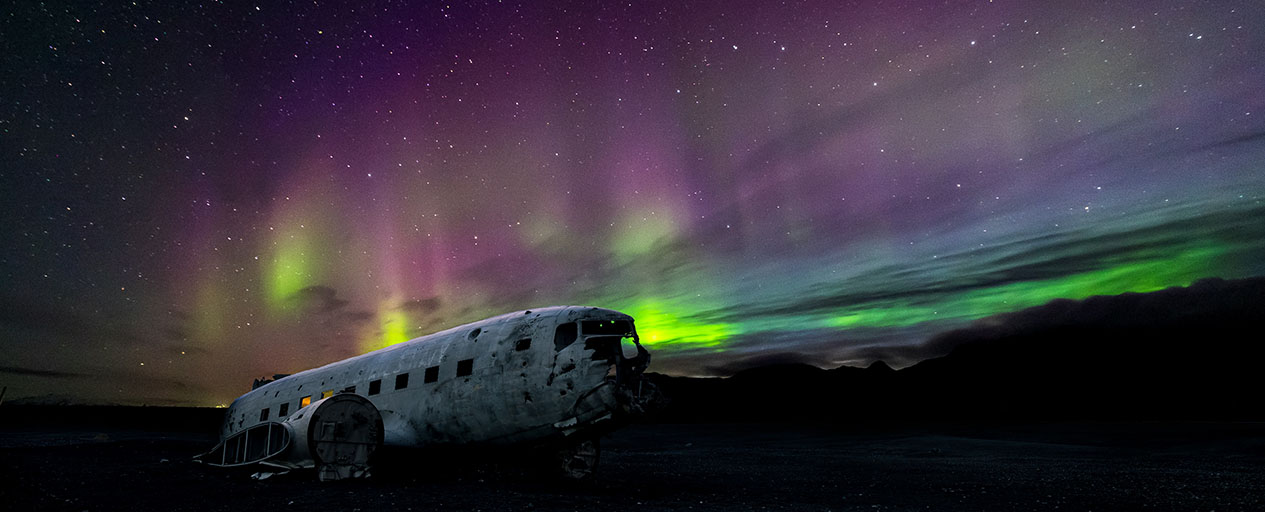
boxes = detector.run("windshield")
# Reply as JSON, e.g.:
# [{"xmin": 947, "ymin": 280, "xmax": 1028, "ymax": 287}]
[
  {"xmin": 581, "ymin": 319, "xmax": 639, "ymax": 359},
  {"xmin": 581, "ymin": 320, "xmax": 634, "ymax": 337}
]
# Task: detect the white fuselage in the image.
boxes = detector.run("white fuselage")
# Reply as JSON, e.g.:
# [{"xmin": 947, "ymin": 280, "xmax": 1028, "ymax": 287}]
[{"xmin": 221, "ymin": 306, "xmax": 646, "ymax": 448}]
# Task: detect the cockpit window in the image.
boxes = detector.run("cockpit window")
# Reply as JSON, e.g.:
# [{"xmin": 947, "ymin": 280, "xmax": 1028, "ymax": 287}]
[
  {"xmin": 578, "ymin": 320, "xmax": 637, "ymax": 361},
  {"xmin": 582, "ymin": 320, "xmax": 633, "ymax": 337},
  {"xmin": 554, "ymin": 322, "xmax": 578, "ymax": 351},
  {"xmin": 585, "ymin": 336, "xmax": 621, "ymax": 362}
]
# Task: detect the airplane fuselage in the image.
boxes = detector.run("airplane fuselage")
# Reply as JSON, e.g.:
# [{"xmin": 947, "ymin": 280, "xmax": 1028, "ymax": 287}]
[{"xmin": 220, "ymin": 306, "xmax": 652, "ymax": 456}]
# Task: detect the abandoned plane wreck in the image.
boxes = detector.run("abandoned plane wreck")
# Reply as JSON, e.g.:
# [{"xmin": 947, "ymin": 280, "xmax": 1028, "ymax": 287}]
[{"xmin": 195, "ymin": 306, "xmax": 660, "ymax": 480}]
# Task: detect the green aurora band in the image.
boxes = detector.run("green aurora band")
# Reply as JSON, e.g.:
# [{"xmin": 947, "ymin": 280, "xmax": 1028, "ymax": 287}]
[{"xmin": 616, "ymin": 237, "xmax": 1241, "ymax": 351}]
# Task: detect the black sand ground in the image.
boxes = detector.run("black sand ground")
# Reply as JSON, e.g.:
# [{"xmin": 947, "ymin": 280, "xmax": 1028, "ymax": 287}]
[{"xmin": 3, "ymin": 420, "xmax": 1264, "ymax": 511}]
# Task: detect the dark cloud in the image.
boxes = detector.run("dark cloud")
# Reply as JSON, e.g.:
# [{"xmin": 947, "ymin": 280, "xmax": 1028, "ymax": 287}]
[
  {"xmin": 401, "ymin": 297, "xmax": 442, "ymax": 313},
  {"xmin": 0, "ymin": 294, "xmax": 206, "ymax": 364},
  {"xmin": 1028, "ymin": 113, "xmax": 1148, "ymax": 166},
  {"xmin": 0, "ymin": 295, "xmax": 129, "ymax": 342},
  {"xmin": 117, "ymin": 372, "xmax": 200, "ymax": 392},
  {"xmin": 338, "ymin": 310, "xmax": 374, "ymax": 324},
  {"xmin": 732, "ymin": 61, "xmax": 981, "ymax": 183},
  {"xmin": 0, "ymin": 294, "xmax": 186, "ymax": 355},
  {"xmin": 1187, "ymin": 129, "xmax": 1265, "ymax": 153},
  {"xmin": 706, "ymin": 202, "xmax": 1265, "ymax": 324},
  {"xmin": 289, "ymin": 285, "xmax": 349, "ymax": 313},
  {"xmin": 828, "ymin": 342, "xmax": 956, "ymax": 370},
  {"xmin": 0, "ymin": 365, "xmax": 89, "ymax": 379},
  {"xmin": 703, "ymin": 352, "xmax": 832, "ymax": 376}
]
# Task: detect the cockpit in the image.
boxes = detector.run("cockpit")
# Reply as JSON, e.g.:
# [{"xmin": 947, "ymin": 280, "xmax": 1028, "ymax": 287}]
[{"xmin": 552, "ymin": 313, "xmax": 652, "ymax": 400}]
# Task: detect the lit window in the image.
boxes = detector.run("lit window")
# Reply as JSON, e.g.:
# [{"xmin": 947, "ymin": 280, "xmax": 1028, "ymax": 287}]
[
  {"xmin": 300, "ymin": 396, "xmax": 311, "ymax": 408},
  {"xmin": 424, "ymin": 366, "xmax": 439, "ymax": 383},
  {"xmin": 395, "ymin": 373, "xmax": 409, "ymax": 390},
  {"xmin": 321, "ymin": 390, "xmax": 333, "ymax": 399},
  {"xmin": 457, "ymin": 359, "xmax": 473, "ymax": 377},
  {"xmin": 368, "ymin": 379, "xmax": 381, "ymax": 395}
]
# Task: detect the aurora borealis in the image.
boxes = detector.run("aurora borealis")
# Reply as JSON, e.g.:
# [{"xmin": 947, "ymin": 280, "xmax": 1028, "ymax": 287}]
[{"xmin": 2, "ymin": 1, "xmax": 1264, "ymax": 406}]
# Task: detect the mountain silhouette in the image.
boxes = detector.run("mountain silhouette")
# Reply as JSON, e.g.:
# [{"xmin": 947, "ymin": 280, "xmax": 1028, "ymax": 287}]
[{"xmin": 648, "ymin": 277, "xmax": 1265, "ymax": 422}]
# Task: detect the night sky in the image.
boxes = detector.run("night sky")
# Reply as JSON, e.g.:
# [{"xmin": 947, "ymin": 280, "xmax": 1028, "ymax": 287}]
[{"xmin": 2, "ymin": 1, "xmax": 1264, "ymax": 406}]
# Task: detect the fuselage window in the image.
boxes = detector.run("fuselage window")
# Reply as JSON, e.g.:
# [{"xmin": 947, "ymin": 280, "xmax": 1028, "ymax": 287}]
[
  {"xmin": 300, "ymin": 395, "xmax": 312, "ymax": 408},
  {"xmin": 321, "ymin": 390, "xmax": 333, "ymax": 399},
  {"xmin": 341, "ymin": 385, "xmax": 356, "ymax": 394},
  {"xmin": 395, "ymin": 372, "xmax": 410, "ymax": 390},
  {"xmin": 515, "ymin": 338, "xmax": 531, "ymax": 351},
  {"xmin": 457, "ymin": 358, "xmax": 473, "ymax": 377},
  {"xmin": 278, "ymin": 402, "xmax": 289, "ymax": 416},
  {"xmin": 368, "ymin": 379, "xmax": 382, "ymax": 395},
  {"xmin": 554, "ymin": 322, "xmax": 578, "ymax": 351},
  {"xmin": 259, "ymin": 408, "xmax": 269, "ymax": 421},
  {"xmin": 424, "ymin": 366, "xmax": 439, "ymax": 383}
]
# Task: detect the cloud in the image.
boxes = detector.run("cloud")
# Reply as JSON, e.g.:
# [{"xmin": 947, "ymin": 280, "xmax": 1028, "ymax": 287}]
[
  {"xmin": 401, "ymin": 297, "xmax": 442, "ymax": 313},
  {"xmin": 0, "ymin": 295, "xmax": 140, "ymax": 343},
  {"xmin": 702, "ymin": 352, "xmax": 833, "ymax": 376},
  {"xmin": 1186, "ymin": 128, "xmax": 1265, "ymax": 154},
  {"xmin": 707, "ymin": 200, "xmax": 1265, "ymax": 325},
  {"xmin": 0, "ymin": 294, "xmax": 209, "ymax": 362},
  {"xmin": 289, "ymin": 285, "xmax": 349, "ymax": 313},
  {"xmin": 642, "ymin": 201, "xmax": 1265, "ymax": 376},
  {"xmin": 730, "ymin": 60, "xmax": 985, "ymax": 184},
  {"xmin": 338, "ymin": 310, "xmax": 374, "ymax": 323},
  {"xmin": 0, "ymin": 365, "xmax": 89, "ymax": 379},
  {"xmin": 117, "ymin": 371, "xmax": 201, "ymax": 392}
]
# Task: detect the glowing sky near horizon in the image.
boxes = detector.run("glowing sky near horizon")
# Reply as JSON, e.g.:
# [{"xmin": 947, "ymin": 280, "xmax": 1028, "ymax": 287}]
[{"xmin": 2, "ymin": 0, "xmax": 1264, "ymax": 406}]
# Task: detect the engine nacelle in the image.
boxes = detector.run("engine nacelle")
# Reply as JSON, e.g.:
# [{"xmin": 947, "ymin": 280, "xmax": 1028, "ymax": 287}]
[
  {"xmin": 198, "ymin": 393, "xmax": 383, "ymax": 481},
  {"xmin": 280, "ymin": 393, "xmax": 384, "ymax": 480}
]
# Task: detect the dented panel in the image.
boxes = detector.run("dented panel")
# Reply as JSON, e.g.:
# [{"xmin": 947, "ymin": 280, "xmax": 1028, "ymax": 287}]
[{"xmin": 202, "ymin": 306, "xmax": 660, "ymax": 479}]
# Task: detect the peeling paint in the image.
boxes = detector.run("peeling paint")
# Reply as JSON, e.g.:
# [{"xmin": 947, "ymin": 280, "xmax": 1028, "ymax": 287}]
[{"xmin": 201, "ymin": 306, "xmax": 661, "ymax": 479}]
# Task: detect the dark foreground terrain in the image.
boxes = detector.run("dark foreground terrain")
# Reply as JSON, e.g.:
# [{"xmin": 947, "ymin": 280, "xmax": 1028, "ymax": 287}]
[{"xmin": 3, "ymin": 418, "xmax": 1264, "ymax": 511}]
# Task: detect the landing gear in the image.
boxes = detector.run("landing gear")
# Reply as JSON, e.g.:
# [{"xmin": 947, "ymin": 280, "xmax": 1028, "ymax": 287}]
[{"xmin": 555, "ymin": 438, "xmax": 600, "ymax": 480}]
